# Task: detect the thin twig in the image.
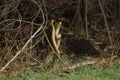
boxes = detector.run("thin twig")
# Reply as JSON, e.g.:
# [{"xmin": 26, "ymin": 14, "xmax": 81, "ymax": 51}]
[{"xmin": 85, "ymin": 0, "xmax": 89, "ymax": 39}]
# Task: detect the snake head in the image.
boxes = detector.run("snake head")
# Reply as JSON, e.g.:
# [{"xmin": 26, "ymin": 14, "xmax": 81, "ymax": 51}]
[
  {"xmin": 57, "ymin": 21, "xmax": 62, "ymax": 28},
  {"xmin": 50, "ymin": 19, "xmax": 55, "ymax": 28}
]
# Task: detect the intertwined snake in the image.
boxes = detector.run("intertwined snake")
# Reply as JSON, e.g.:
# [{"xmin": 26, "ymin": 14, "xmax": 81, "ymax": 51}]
[{"xmin": 50, "ymin": 20, "xmax": 62, "ymax": 56}]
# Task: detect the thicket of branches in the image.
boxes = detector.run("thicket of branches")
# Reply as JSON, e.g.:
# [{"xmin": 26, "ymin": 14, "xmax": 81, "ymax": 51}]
[{"xmin": 0, "ymin": 0, "xmax": 120, "ymax": 73}]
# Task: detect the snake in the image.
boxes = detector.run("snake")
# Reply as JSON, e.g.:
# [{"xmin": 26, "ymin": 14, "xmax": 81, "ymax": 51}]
[{"xmin": 50, "ymin": 20, "xmax": 61, "ymax": 55}]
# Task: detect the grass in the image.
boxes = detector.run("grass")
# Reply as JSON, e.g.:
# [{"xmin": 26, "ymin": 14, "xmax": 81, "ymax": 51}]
[{"xmin": 0, "ymin": 65, "xmax": 120, "ymax": 80}]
